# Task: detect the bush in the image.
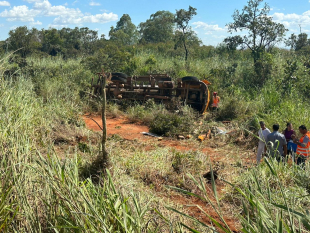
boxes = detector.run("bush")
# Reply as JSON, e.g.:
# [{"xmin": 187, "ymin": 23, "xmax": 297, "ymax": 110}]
[
  {"xmin": 150, "ymin": 112, "xmax": 182, "ymax": 136},
  {"xmin": 149, "ymin": 107, "xmax": 197, "ymax": 136}
]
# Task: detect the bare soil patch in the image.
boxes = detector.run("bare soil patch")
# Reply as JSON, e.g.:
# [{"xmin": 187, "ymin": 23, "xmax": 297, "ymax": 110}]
[{"xmin": 83, "ymin": 115, "xmax": 149, "ymax": 140}]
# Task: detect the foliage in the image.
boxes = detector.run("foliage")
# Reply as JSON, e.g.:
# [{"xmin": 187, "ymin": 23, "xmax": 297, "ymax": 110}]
[
  {"xmin": 167, "ymin": 156, "xmax": 310, "ymax": 232},
  {"xmin": 139, "ymin": 11, "xmax": 175, "ymax": 44},
  {"xmin": 224, "ymin": 0, "xmax": 287, "ymax": 64},
  {"xmin": 149, "ymin": 107, "xmax": 196, "ymax": 136},
  {"xmin": 0, "ymin": 55, "xmax": 163, "ymax": 232},
  {"xmin": 6, "ymin": 26, "xmax": 99, "ymax": 58},
  {"xmin": 286, "ymin": 33, "xmax": 310, "ymax": 52},
  {"xmin": 81, "ymin": 44, "xmax": 132, "ymax": 73},
  {"xmin": 7, "ymin": 26, "xmax": 41, "ymax": 57},
  {"xmin": 174, "ymin": 6, "xmax": 199, "ymax": 61},
  {"xmin": 109, "ymin": 14, "xmax": 139, "ymax": 45}
]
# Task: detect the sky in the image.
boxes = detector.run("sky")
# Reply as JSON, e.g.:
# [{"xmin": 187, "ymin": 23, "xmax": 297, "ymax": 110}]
[{"xmin": 0, "ymin": 0, "xmax": 310, "ymax": 46}]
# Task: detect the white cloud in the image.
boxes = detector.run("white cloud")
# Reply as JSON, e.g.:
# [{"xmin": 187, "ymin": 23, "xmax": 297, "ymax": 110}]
[
  {"xmin": 192, "ymin": 21, "xmax": 225, "ymax": 34},
  {"xmin": 0, "ymin": 5, "xmax": 39, "ymax": 22},
  {"xmin": 212, "ymin": 35, "xmax": 226, "ymax": 39},
  {"xmin": 272, "ymin": 11, "xmax": 310, "ymax": 30},
  {"xmin": 53, "ymin": 12, "xmax": 118, "ymax": 25},
  {"xmin": 23, "ymin": 0, "xmax": 42, "ymax": 2},
  {"xmin": 0, "ymin": 0, "xmax": 118, "ymax": 26},
  {"xmin": 30, "ymin": 20, "xmax": 42, "ymax": 25},
  {"xmin": 33, "ymin": 0, "xmax": 81, "ymax": 17},
  {"xmin": 89, "ymin": 1, "xmax": 100, "ymax": 6},
  {"xmin": 0, "ymin": 1, "xmax": 10, "ymax": 6}
]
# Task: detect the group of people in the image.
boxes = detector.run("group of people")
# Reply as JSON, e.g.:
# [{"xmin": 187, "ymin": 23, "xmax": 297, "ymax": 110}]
[
  {"xmin": 211, "ymin": 92, "xmax": 309, "ymax": 167},
  {"xmin": 257, "ymin": 121, "xmax": 310, "ymax": 167}
]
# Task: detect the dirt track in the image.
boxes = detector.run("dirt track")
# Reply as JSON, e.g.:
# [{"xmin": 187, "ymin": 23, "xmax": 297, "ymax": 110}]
[{"xmin": 82, "ymin": 114, "xmax": 245, "ymax": 231}]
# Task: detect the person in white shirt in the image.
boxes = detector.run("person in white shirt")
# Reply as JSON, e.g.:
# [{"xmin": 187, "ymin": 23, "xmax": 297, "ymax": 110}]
[{"xmin": 257, "ymin": 121, "xmax": 271, "ymax": 164}]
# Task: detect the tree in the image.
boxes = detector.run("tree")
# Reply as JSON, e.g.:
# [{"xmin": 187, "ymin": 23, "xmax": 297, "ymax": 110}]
[
  {"xmin": 7, "ymin": 26, "xmax": 41, "ymax": 57},
  {"xmin": 224, "ymin": 0, "xmax": 287, "ymax": 64},
  {"xmin": 139, "ymin": 11, "xmax": 175, "ymax": 43},
  {"xmin": 79, "ymin": 27, "xmax": 99, "ymax": 54},
  {"xmin": 42, "ymin": 28, "xmax": 63, "ymax": 56},
  {"xmin": 81, "ymin": 43, "xmax": 131, "ymax": 73},
  {"xmin": 285, "ymin": 33, "xmax": 310, "ymax": 51},
  {"xmin": 174, "ymin": 6, "xmax": 197, "ymax": 61},
  {"xmin": 109, "ymin": 14, "xmax": 138, "ymax": 45}
]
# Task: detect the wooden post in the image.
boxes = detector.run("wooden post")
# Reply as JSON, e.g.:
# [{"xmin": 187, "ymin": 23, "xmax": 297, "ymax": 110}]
[{"xmin": 100, "ymin": 70, "xmax": 109, "ymax": 168}]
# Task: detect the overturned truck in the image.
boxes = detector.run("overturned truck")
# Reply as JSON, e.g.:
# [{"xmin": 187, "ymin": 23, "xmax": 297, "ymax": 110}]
[{"xmin": 91, "ymin": 72, "xmax": 211, "ymax": 114}]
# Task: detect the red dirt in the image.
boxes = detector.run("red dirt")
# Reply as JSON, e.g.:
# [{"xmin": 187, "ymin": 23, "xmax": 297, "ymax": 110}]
[
  {"xmin": 83, "ymin": 115, "xmax": 149, "ymax": 140},
  {"xmin": 82, "ymin": 115, "xmax": 225, "ymax": 158},
  {"xmin": 82, "ymin": 114, "xmax": 246, "ymax": 231},
  {"xmin": 172, "ymin": 194, "xmax": 239, "ymax": 232}
]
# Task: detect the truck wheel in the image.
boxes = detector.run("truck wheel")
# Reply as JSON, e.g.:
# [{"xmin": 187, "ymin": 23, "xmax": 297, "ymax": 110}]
[
  {"xmin": 182, "ymin": 76, "xmax": 199, "ymax": 82},
  {"xmin": 112, "ymin": 72, "xmax": 128, "ymax": 78},
  {"xmin": 111, "ymin": 76, "xmax": 127, "ymax": 83}
]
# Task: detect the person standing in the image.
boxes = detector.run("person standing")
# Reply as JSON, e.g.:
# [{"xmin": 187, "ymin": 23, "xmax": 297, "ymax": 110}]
[
  {"xmin": 292, "ymin": 125, "xmax": 310, "ymax": 167},
  {"xmin": 257, "ymin": 121, "xmax": 271, "ymax": 164},
  {"xmin": 266, "ymin": 124, "xmax": 287, "ymax": 162},
  {"xmin": 211, "ymin": 92, "xmax": 220, "ymax": 111},
  {"xmin": 283, "ymin": 123, "xmax": 296, "ymax": 155}
]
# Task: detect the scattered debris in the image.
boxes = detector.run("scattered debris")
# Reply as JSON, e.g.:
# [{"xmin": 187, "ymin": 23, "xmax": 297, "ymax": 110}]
[
  {"xmin": 217, "ymin": 127, "xmax": 227, "ymax": 135},
  {"xmin": 158, "ymin": 137, "xmax": 163, "ymax": 141},
  {"xmin": 186, "ymin": 134, "xmax": 192, "ymax": 139},
  {"xmin": 141, "ymin": 132, "xmax": 159, "ymax": 137},
  {"xmin": 198, "ymin": 135, "xmax": 206, "ymax": 142},
  {"xmin": 178, "ymin": 135, "xmax": 185, "ymax": 140},
  {"xmin": 206, "ymin": 129, "xmax": 211, "ymax": 139}
]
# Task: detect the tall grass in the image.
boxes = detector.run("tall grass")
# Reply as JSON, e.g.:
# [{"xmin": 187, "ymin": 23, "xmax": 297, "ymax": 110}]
[
  {"xmin": 167, "ymin": 157, "xmax": 310, "ymax": 232},
  {"xmin": 0, "ymin": 58, "xmax": 159, "ymax": 232}
]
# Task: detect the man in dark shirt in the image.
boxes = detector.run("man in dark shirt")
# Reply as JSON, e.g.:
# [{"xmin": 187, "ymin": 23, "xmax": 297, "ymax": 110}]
[{"xmin": 266, "ymin": 124, "xmax": 287, "ymax": 162}]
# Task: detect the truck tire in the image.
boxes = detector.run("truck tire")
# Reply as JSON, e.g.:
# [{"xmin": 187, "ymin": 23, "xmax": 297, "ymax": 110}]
[
  {"xmin": 182, "ymin": 76, "xmax": 199, "ymax": 82},
  {"xmin": 112, "ymin": 72, "xmax": 128, "ymax": 78},
  {"xmin": 111, "ymin": 76, "xmax": 127, "ymax": 83}
]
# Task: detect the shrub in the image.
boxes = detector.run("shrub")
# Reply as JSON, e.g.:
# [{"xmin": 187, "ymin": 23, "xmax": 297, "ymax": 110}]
[
  {"xmin": 149, "ymin": 112, "xmax": 182, "ymax": 136},
  {"xmin": 149, "ymin": 107, "xmax": 197, "ymax": 136}
]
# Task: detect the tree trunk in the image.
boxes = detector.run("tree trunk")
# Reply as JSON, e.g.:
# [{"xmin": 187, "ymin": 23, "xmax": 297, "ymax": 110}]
[
  {"xmin": 183, "ymin": 37, "xmax": 188, "ymax": 61},
  {"xmin": 101, "ymin": 74, "xmax": 109, "ymax": 168}
]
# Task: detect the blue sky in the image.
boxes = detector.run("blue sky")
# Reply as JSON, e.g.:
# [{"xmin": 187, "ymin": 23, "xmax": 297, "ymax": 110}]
[{"xmin": 0, "ymin": 0, "xmax": 310, "ymax": 45}]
